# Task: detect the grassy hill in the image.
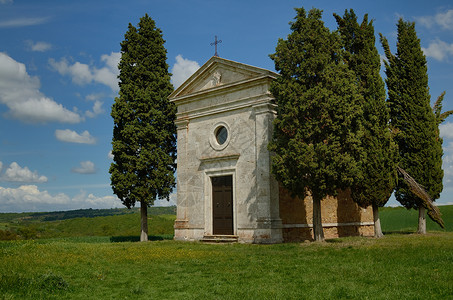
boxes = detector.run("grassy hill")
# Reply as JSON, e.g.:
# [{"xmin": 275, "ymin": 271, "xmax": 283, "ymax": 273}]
[{"xmin": 0, "ymin": 206, "xmax": 176, "ymax": 241}]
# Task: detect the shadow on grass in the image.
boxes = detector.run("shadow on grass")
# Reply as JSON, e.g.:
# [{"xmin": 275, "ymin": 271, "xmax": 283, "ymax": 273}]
[
  {"xmin": 382, "ymin": 231, "xmax": 414, "ymax": 235},
  {"xmin": 110, "ymin": 235, "xmax": 174, "ymax": 243},
  {"xmin": 325, "ymin": 239, "xmax": 343, "ymax": 244}
]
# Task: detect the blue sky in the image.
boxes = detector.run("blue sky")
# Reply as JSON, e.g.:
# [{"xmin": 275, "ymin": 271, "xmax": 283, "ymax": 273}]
[{"xmin": 0, "ymin": 0, "xmax": 453, "ymax": 212}]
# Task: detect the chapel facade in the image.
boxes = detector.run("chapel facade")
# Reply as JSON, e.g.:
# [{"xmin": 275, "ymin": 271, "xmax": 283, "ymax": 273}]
[{"xmin": 169, "ymin": 56, "xmax": 374, "ymax": 243}]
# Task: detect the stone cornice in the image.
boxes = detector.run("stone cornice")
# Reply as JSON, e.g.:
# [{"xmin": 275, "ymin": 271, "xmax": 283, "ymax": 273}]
[
  {"xmin": 170, "ymin": 75, "xmax": 274, "ymax": 104},
  {"xmin": 199, "ymin": 153, "xmax": 240, "ymax": 164},
  {"xmin": 176, "ymin": 94, "xmax": 275, "ymax": 121}
]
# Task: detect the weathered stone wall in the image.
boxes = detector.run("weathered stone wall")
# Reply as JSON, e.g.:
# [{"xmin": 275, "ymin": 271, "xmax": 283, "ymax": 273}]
[
  {"xmin": 171, "ymin": 57, "xmax": 283, "ymax": 243},
  {"xmin": 279, "ymin": 186, "xmax": 374, "ymax": 241}
]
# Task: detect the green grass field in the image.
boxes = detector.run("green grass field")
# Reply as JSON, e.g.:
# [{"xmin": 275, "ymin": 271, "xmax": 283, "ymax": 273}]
[
  {"xmin": 1, "ymin": 233, "xmax": 452, "ymax": 299},
  {"xmin": 0, "ymin": 206, "xmax": 452, "ymax": 299},
  {"xmin": 380, "ymin": 205, "xmax": 453, "ymax": 233}
]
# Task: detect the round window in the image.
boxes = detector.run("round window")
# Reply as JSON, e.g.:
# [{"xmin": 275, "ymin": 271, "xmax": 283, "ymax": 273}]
[
  {"xmin": 215, "ymin": 126, "xmax": 228, "ymax": 145},
  {"xmin": 209, "ymin": 122, "xmax": 230, "ymax": 151}
]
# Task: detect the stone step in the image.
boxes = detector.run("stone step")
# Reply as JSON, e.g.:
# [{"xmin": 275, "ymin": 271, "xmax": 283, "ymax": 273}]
[{"xmin": 201, "ymin": 235, "xmax": 238, "ymax": 243}]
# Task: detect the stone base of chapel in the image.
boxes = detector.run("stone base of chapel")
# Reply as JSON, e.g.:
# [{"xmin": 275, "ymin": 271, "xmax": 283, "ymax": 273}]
[
  {"xmin": 282, "ymin": 224, "xmax": 375, "ymax": 242},
  {"xmin": 279, "ymin": 187, "xmax": 375, "ymax": 242},
  {"xmin": 174, "ymin": 227, "xmax": 283, "ymax": 244}
]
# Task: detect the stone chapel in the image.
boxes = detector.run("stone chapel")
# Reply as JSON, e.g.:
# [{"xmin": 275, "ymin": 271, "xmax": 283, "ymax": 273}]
[{"xmin": 169, "ymin": 56, "xmax": 374, "ymax": 243}]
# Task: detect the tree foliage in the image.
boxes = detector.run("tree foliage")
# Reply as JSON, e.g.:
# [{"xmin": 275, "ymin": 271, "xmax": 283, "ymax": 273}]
[
  {"xmin": 433, "ymin": 91, "xmax": 453, "ymax": 125},
  {"xmin": 110, "ymin": 14, "xmax": 176, "ymax": 241},
  {"xmin": 380, "ymin": 19, "xmax": 443, "ymax": 210},
  {"xmin": 335, "ymin": 10, "xmax": 397, "ymax": 209},
  {"xmin": 269, "ymin": 7, "xmax": 364, "ymax": 241}
]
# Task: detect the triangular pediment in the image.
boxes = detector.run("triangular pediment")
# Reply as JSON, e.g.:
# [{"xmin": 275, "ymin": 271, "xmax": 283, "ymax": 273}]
[{"xmin": 169, "ymin": 56, "xmax": 277, "ymax": 100}]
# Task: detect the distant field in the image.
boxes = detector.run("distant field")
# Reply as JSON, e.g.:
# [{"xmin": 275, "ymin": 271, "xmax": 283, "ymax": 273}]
[
  {"xmin": 0, "ymin": 206, "xmax": 176, "ymax": 241},
  {"xmin": 380, "ymin": 205, "xmax": 453, "ymax": 233},
  {"xmin": 0, "ymin": 205, "xmax": 451, "ymax": 241}
]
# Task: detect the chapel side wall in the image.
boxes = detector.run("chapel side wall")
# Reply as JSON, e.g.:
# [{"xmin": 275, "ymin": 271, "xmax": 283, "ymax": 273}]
[
  {"xmin": 174, "ymin": 118, "xmax": 205, "ymax": 241},
  {"xmin": 247, "ymin": 103, "xmax": 282, "ymax": 243},
  {"xmin": 279, "ymin": 186, "xmax": 374, "ymax": 241}
]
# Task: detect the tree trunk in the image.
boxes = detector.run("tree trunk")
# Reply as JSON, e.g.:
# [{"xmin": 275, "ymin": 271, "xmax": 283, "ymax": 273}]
[
  {"xmin": 417, "ymin": 206, "xmax": 426, "ymax": 234},
  {"xmin": 312, "ymin": 193, "xmax": 325, "ymax": 242},
  {"xmin": 140, "ymin": 201, "xmax": 148, "ymax": 242},
  {"xmin": 372, "ymin": 203, "xmax": 384, "ymax": 238}
]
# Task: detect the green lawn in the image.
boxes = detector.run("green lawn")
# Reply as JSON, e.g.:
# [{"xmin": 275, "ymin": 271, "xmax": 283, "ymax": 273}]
[
  {"xmin": 1, "ymin": 233, "xmax": 452, "ymax": 299},
  {"xmin": 0, "ymin": 206, "xmax": 452, "ymax": 299}
]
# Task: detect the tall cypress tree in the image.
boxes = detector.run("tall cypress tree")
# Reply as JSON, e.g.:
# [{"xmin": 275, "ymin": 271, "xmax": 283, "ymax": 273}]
[
  {"xmin": 380, "ymin": 19, "xmax": 443, "ymax": 234},
  {"xmin": 269, "ymin": 7, "xmax": 364, "ymax": 242},
  {"xmin": 334, "ymin": 10, "xmax": 397, "ymax": 238},
  {"xmin": 110, "ymin": 14, "xmax": 176, "ymax": 242}
]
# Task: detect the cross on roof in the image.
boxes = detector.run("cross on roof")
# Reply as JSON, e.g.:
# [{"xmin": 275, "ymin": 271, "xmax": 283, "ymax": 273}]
[{"xmin": 210, "ymin": 35, "xmax": 222, "ymax": 57}]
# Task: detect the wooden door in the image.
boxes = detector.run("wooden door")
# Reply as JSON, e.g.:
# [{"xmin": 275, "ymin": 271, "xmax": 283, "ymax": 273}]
[{"xmin": 212, "ymin": 175, "xmax": 233, "ymax": 235}]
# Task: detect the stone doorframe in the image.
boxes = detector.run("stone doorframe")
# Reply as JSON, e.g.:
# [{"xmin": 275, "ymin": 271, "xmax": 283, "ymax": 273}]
[{"xmin": 203, "ymin": 166, "xmax": 237, "ymax": 236}]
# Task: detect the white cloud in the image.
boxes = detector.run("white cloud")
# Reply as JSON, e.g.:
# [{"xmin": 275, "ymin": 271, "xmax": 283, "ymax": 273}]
[
  {"xmin": 86, "ymin": 93, "xmax": 101, "ymax": 101},
  {"xmin": 0, "ymin": 52, "xmax": 82, "ymax": 123},
  {"xmin": 55, "ymin": 129, "xmax": 96, "ymax": 144},
  {"xmin": 49, "ymin": 52, "xmax": 120, "ymax": 91},
  {"xmin": 49, "ymin": 58, "xmax": 91, "ymax": 85},
  {"xmin": 422, "ymin": 39, "xmax": 453, "ymax": 61},
  {"xmin": 442, "ymin": 151, "xmax": 453, "ymax": 185},
  {"xmin": 0, "ymin": 17, "xmax": 49, "ymax": 28},
  {"xmin": 0, "ymin": 185, "xmax": 68, "ymax": 206},
  {"xmin": 439, "ymin": 122, "xmax": 453, "ymax": 139},
  {"xmin": 417, "ymin": 10, "xmax": 453, "ymax": 31},
  {"xmin": 72, "ymin": 161, "xmax": 96, "ymax": 174},
  {"xmin": 72, "ymin": 191, "xmax": 120, "ymax": 208},
  {"xmin": 1, "ymin": 162, "xmax": 48, "ymax": 183},
  {"xmin": 417, "ymin": 16, "xmax": 435, "ymax": 28},
  {"xmin": 0, "ymin": 0, "xmax": 13, "ymax": 4},
  {"xmin": 101, "ymin": 52, "xmax": 121, "ymax": 72},
  {"xmin": 9, "ymin": 97, "xmax": 81, "ymax": 123},
  {"xmin": 0, "ymin": 161, "xmax": 2, "ymax": 172},
  {"xmin": 26, "ymin": 40, "xmax": 52, "ymax": 52},
  {"xmin": 84, "ymin": 94, "xmax": 104, "ymax": 118},
  {"xmin": 0, "ymin": 185, "xmax": 122, "ymax": 212},
  {"xmin": 153, "ymin": 192, "xmax": 177, "ymax": 207},
  {"xmin": 171, "ymin": 55, "xmax": 200, "ymax": 88},
  {"xmin": 436, "ymin": 10, "xmax": 453, "ymax": 30},
  {"xmin": 85, "ymin": 100, "xmax": 104, "ymax": 118},
  {"xmin": 108, "ymin": 150, "xmax": 114, "ymax": 160},
  {"xmin": 440, "ymin": 139, "xmax": 453, "ymax": 188}
]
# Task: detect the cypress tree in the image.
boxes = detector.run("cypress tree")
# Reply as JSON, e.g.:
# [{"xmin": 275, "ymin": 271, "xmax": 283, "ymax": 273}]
[
  {"xmin": 334, "ymin": 10, "xmax": 397, "ymax": 238},
  {"xmin": 380, "ymin": 19, "xmax": 443, "ymax": 234},
  {"xmin": 433, "ymin": 91, "xmax": 453, "ymax": 125},
  {"xmin": 110, "ymin": 14, "xmax": 176, "ymax": 242},
  {"xmin": 269, "ymin": 8, "xmax": 364, "ymax": 242}
]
